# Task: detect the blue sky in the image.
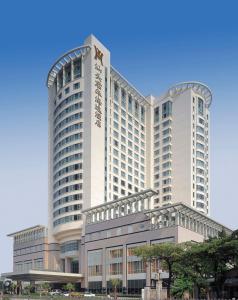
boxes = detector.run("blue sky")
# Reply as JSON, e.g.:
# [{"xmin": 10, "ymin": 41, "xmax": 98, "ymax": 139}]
[{"xmin": 0, "ymin": 0, "xmax": 238, "ymax": 273}]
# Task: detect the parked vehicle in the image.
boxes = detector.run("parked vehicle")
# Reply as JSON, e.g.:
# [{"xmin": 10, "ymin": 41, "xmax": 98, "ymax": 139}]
[
  {"xmin": 49, "ymin": 289, "xmax": 62, "ymax": 296},
  {"xmin": 83, "ymin": 291, "xmax": 96, "ymax": 297}
]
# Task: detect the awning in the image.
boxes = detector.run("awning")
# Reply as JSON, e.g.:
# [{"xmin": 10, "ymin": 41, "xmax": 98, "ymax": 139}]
[{"xmin": 1, "ymin": 270, "xmax": 83, "ymax": 282}]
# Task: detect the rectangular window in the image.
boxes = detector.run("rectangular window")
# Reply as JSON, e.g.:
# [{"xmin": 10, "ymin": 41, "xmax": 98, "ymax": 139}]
[
  {"xmin": 73, "ymin": 82, "xmax": 80, "ymax": 90},
  {"xmin": 65, "ymin": 87, "xmax": 70, "ymax": 94},
  {"xmin": 88, "ymin": 249, "xmax": 102, "ymax": 276},
  {"xmin": 65, "ymin": 64, "xmax": 71, "ymax": 83},
  {"xmin": 73, "ymin": 58, "xmax": 81, "ymax": 79},
  {"xmin": 198, "ymin": 98, "xmax": 204, "ymax": 115},
  {"xmin": 162, "ymin": 101, "xmax": 172, "ymax": 119},
  {"xmin": 154, "ymin": 107, "xmax": 159, "ymax": 123},
  {"xmin": 128, "ymin": 96, "xmax": 133, "ymax": 113}
]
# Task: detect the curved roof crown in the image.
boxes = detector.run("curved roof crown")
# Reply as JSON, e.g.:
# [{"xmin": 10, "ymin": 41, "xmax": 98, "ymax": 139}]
[
  {"xmin": 46, "ymin": 45, "xmax": 91, "ymax": 87},
  {"xmin": 166, "ymin": 82, "xmax": 212, "ymax": 107}
]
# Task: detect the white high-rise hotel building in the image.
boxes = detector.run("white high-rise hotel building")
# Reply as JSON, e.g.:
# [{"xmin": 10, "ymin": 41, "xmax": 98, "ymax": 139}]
[{"xmin": 47, "ymin": 35, "xmax": 211, "ymax": 269}]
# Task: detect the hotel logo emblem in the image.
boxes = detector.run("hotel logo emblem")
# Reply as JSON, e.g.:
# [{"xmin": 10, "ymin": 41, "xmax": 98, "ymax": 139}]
[{"xmin": 94, "ymin": 45, "xmax": 103, "ymax": 66}]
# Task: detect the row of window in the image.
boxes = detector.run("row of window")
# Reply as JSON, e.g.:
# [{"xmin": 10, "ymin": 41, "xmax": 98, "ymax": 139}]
[
  {"xmin": 54, "ymin": 112, "xmax": 83, "ymax": 135},
  {"xmin": 54, "ymin": 173, "xmax": 82, "ymax": 190},
  {"xmin": 54, "ymin": 133, "xmax": 83, "ymax": 153},
  {"xmin": 54, "ymin": 123, "xmax": 83, "ymax": 144},
  {"xmin": 114, "ymin": 141, "xmax": 145, "ymax": 158},
  {"xmin": 154, "ymin": 101, "xmax": 172, "ymax": 122},
  {"xmin": 53, "ymin": 183, "xmax": 83, "ymax": 199},
  {"xmin": 54, "ymin": 102, "xmax": 83, "ymax": 125},
  {"xmin": 112, "ymin": 165, "xmax": 144, "ymax": 180},
  {"xmin": 112, "ymin": 169, "xmax": 145, "ymax": 188},
  {"xmin": 113, "ymin": 118, "xmax": 145, "ymax": 140},
  {"xmin": 14, "ymin": 229, "xmax": 46, "ymax": 244},
  {"xmin": 53, "ymin": 193, "xmax": 82, "ymax": 209},
  {"xmin": 163, "ymin": 195, "xmax": 172, "ymax": 202},
  {"xmin": 54, "ymin": 153, "xmax": 82, "ymax": 173},
  {"xmin": 53, "ymin": 203, "xmax": 82, "ymax": 218},
  {"xmin": 113, "ymin": 130, "xmax": 145, "ymax": 149},
  {"xmin": 54, "ymin": 92, "xmax": 83, "ymax": 116},
  {"xmin": 53, "ymin": 214, "xmax": 82, "ymax": 227},
  {"xmin": 57, "ymin": 58, "xmax": 81, "ymax": 90},
  {"xmin": 14, "ymin": 244, "xmax": 44, "ymax": 256},
  {"xmin": 15, "ymin": 258, "xmax": 43, "ymax": 272},
  {"xmin": 60, "ymin": 240, "xmax": 79, "ymax": 254},
  {"xmin": 113, "ymin": 83, "xmax": 145, "ymax": 123},
  {"xmin": 54, "ymin": 163, "xmax": 82, "ymax": 181},
  {"xmin": 58, "ymin": 82, "xmax": 80, "ymax": 101},
  {"xmin": 113, "ymin": 112, "xmax": 145, "ymax": 133},
  {"xmin": 54, "ymin": 142, "xmax": 82, "ymax": 163}
]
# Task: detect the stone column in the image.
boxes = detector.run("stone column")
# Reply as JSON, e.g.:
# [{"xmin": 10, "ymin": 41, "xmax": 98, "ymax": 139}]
[
  {"xmin": 122, "ymin": 245, "xmax": 127, "ymax": 293},
  {"xmin": 102, "ymin": 248, "xmax": 107, "ymax": 293},
  {"xmin": 65, "ymin": 257, "xmax": 71, "ymax": 273}
]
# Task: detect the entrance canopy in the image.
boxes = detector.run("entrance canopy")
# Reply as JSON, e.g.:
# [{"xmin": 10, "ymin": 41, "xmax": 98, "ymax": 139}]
[{"xmin": 2, "ymin": 270, "xmax": 83, "ymax": 282}]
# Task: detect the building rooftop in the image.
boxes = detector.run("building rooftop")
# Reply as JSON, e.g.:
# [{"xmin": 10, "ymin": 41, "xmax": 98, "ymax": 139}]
[{"xmin": 7, "ymin": 225, "xmax": 47, "ymax": 237}]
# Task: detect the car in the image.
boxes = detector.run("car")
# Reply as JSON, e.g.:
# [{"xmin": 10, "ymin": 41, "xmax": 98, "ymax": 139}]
[
  {"xmin": 83, "ymin": 292, "xmax": 96, "ymax": 297},
  {"xmin": 63, "ymin": 292, "xmax": 70, "ymax": 297},
  {"xmin": 49, "ymin": 289, "xmax": 62, "ymax": 296}
]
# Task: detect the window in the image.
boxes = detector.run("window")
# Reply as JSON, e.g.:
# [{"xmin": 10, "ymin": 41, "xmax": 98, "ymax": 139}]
[
  {"xmin": 135, "ymin": 101, "xmax": 139, "ymax": 117},
  {"xmin": 113, "ymin": 176, "xmax": 118, "ymax": 183},
  {"xmin": 128, "ymin": 96, "xmax": 133, "ymax": 113},
  {"xmin": 141, "ymin": 107, "xmax": 145, "ymax": 122},
  {"xmin": 163, "ymin": 186, "xmax": 172, "ymax": 193},
  {"xmin": 114, "ymin": 83, "xmax": 119, "ymax": 101},
  {"xmin": 73, "ymin": 58, "xmax": 81, "ymax": 79},
  {"xmin": 65, "ymin": 87, "xmax": 70, "ymax": 94},
  {"xmin": 163, "ymin": 178, "xmax": 171, "ymax": 185},
  {"xmin": 199, "ymin": 117, "xmax": 204, "ymax": 125},
  {"xmin": 121, "ymin": 89, "xmax": 126, "ymax": 108},
  {"xmin": 163, "ymin": 119, "xmax": 172, "ymax": 128},
  {"xmin": 88, "ymin": 249, "xmax": 102, "ymax": 276},
  {"xmin": 65, "ymin": 64, "xmax": 71, "ymax": 83},
  {"xmin": 198, "ymin": 98, "xmax": 204, "ymax": 115},
  {"xmin": 163, "ymin": 128, "xmax": 172, "ymax": 136},
  {"xmin": 163, "ymin": 195, "xmax": 172, "ymax": 201},
  {"xmin": 163, "ymin": 136, "xmax": 172, "ymax": 144},
  {"xmin": 53, "ymin": 214, "xmax": 81, "ymax": 227},
  {"xmin": 154, "ymin": 107, "xmax": 159, "ymax": 123},
  {"xmin": 73, "ymin": 82, "xmax": 80, "ymax": 89},
  {"xmin": 61, "ymin": 240, "xmax": 79, "ymax": 254},
  {"xmin": 162, "ymin": 101, "xmax": 172, "ymax": 119}
]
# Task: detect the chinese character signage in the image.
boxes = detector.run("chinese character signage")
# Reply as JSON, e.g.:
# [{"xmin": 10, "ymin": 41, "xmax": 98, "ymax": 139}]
[{"xmin": 94, "ymin": 45, "xmax": 104, "ymax": 128}]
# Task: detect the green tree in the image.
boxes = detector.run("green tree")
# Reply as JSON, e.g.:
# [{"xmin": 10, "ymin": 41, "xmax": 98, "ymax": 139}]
[
  {"xmin": 39, "ymin": 282, "xmax": 50, "ymax": 296},
  {"xmin": 11, "ymin": 282, "xmax": 17, "ymax": 294},
  {"xmin": 134, "ymin": 243, "xmax": 184, "ymax": 300},
  {"xmin": 108, "ymin": 278, "xmax": 122, "ymax": 300},
  {"xmin": 171, "ymin": 276, "xmax": 193, "ymax": 298},
  {"xmin": 63, "ymin": 283, "xmax": 75, "ymax": 293},
  {"xmin": 175, "ymin": 233, "xmax": 238, "ymax": 298}
]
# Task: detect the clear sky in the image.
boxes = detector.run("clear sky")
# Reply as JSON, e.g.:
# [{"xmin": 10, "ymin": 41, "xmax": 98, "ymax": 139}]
[{"xmin": 0, "ymin": 0, "xmax": 238, "ymax": 273}]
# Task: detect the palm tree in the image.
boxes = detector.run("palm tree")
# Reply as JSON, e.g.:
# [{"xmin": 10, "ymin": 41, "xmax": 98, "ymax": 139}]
[
  {"xmin": 63, "ymin": 283, "xmax": 75, "ymax": 298},
  {"xmin": 108, "ymin": 278, "xmax": 122, "ymax": 300},
  {"xmin": 39, "ymin": 282, "xmax": 50, "ymax": 296}
]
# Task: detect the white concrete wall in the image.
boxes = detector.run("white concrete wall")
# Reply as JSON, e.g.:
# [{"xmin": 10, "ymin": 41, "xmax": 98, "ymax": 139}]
[
  {"xmin": 83, "ymin": 35, "xmax": 110, "ymax": 209},
  {"xmin": 172, "ymin": 89, "xmax": 193, "ymax": 206}
]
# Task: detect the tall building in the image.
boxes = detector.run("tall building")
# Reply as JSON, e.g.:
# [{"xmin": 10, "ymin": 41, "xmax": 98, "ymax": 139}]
[
  {"xmin": 47, "ymin": 35, "xmax": 212, "ymax": 272},
  {"xmin": 150, "ymin": 83, "xmax": 211, "ymax": 214},
  {"xmin": 4, "ymin": 35, "xmax": 228, "ymax": 294}
]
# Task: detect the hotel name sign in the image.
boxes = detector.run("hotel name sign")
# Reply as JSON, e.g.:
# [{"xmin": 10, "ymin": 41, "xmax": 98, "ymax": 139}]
[{"xmin": 94, "ymin": 45, "xmax": 104, "ymax": 128}]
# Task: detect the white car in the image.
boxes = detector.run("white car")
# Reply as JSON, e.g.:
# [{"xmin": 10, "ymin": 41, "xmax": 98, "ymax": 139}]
[
  {"xmin": 49, "ymin": 289, "xmax": 62, "ymax": 296},
  {"xmin": 84, "ymin": 292, "xmax": 96, "ymax": 297}
]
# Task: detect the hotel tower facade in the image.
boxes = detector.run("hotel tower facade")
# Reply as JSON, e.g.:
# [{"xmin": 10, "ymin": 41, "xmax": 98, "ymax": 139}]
[{"xmin": 46, "ymin": 35, "xmax": 212, "ymax": 273}]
